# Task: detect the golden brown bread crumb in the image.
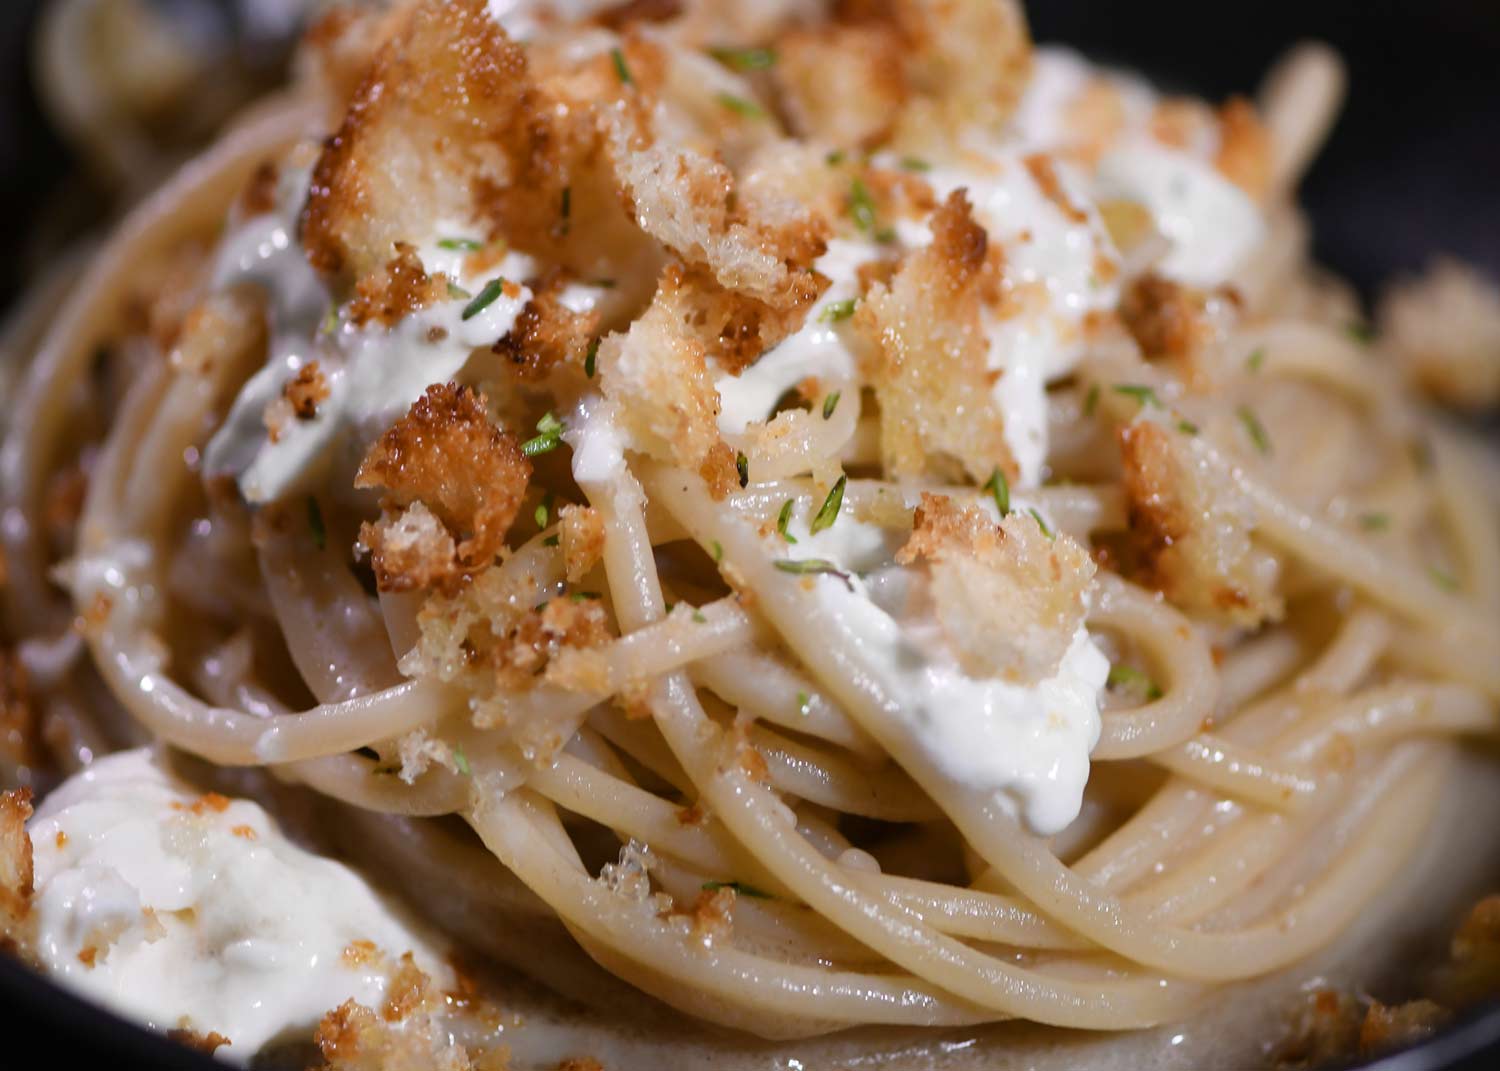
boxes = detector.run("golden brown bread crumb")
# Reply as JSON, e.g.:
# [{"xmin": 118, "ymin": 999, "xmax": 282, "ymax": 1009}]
[
  {"xmin": 238, "ymin": 160, "xmax": 280, "ymax": 218},
  {"xmin": 1215, "ymin": 97, "xmax": 1273, "ymax": 200},
  {"xmin": 1, "ymin": 650, "xmax": 40, "ymax": 773},
  {"xmin": 283, "ymin": 361, "xmax": 330, "ymax": 420},
  {"xmin": 855, "ymin": 190, "xmax": 1015, "ymax": 483},
  {"xmin": 558, "ymin": 505, "xmax": 605, "ymax": 584},
  {"xmin": 348, "ymin": 243, "xmax": 450, "ymax": 327},
  {"xmin": 898, "ymin": 493, "xmax": 1094, "ymax": 682},
  {"xmin": 0, "ymin": 788, "xmax": 33, "ymax": 953},
  {"xmin": 356, "ymin": 383, "xmax": 531, "ymax": 575},
  {"xmin": 594, "ymin": 0, "xmax": 681, "ymax": 30},
  {"xmin": 360, "ymin": 503, "xmax": 460, "ymax": 594},
  {"xmin": 492, "ymin": 272, "xmax": 601, "ymax": 381},
  {"xmin": 663, "ymin": 887, "xmax": 736, "ymax": 949},
  {"xmin": 1023, "ymin": 154, "xmax": 1088, "ymax": 225},
  {"xmin": 774, "ymin": 23, "xmax": 909, "ymax": 149},
  {"xmin": 1358, "ymin": 999, "xmax": 1451, "ymax": 1057},
  {"xmin": 165, "ymin": 1028, "xmax": 231, "ymax": 1055}
]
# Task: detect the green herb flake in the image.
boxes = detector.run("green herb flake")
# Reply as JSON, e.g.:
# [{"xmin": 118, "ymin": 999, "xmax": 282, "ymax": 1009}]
[
  {"xmin": 899, "ymin": 156, "xmax": 931, "ymax": 172},
  {"xmin": 1358, "ymin": 512, "xmax": 1390, "ymax": 532},
  {"xmin": 773, "ymin": 558, "xmax": 854, "ymax": 589},
  {"xmin": 1112, "ymin": 384, "xmax": 1160, "ymax": 408},
  {"xmin": 983, "ymin": 467, "xmax": 1011, "ymax": 518},
  {"xmin": 610, "ymin": 47, "xmax": 633, "ymax": 85},
  {"xmin": 822, "ymin": 391, "xmax": 842, "ymax": 420},
  {"xmin": 711, "ymin": 540, "xmax": 724, "ymax": 563},
  {"xmin": 534, "ymin": 492, "xmax": 553, "ymax": 530},
  {"xmin": 462, "ymin": 278, "xmax": 506, "ymax": 321},
  {"xmin": 819, "ymin": 299, "xmax": 857, "ymax": 324},
  {"xmin": 584, "ymin": 339, "xmax": 598, "ymax": 379},
  {"xmin": 1083, "ymin": 383, "xmax": 1100, "ymax": 417},
  {"xmin": 1236, "ymin": 404, "xmax": 1272, "ymax": 456},
  {"xmin": 848, "ymin": 178, "xmax": 879, "ymax": 234},
  {"xmin": 307, "ymin": 497, "xmax": 326, "ymax": 551},
  {"xmin": 1028, "ymin": 507, "xmax": 1055, "ymax": 540},
  {"xmin": 1346, "ymin": 321, "xmax": 1375, "ymax": 345},
  {"xmin": 716, "ymin": 92, "xmax": 766, "ymax": 119},
  {"xmin": 319, "ymin": 306, "xmax": 340, "ymax": 336},
  {"xmin": 570, "ymin": 590, "xmax": 602, "ymax": 602},
  {"xmin": 1246, "ymin": 347, "xmax": 1267, "ymax": 373},
  {"xmin": 701, "ymin": 880, "xmax": 772, "ymax": 899},
  {"xmin": 710, "ymin": 46, "xmax": 776, "ymax": 71},
  {"xmin": 522, "ymin": 411, "xmax": 566, "ymax": 457},
  {"xmin": 776, "ymin": 499, "xmax": 798, "ymax": 544},
  {"xmin": 691, "ymin": 609, "xmax": 708, "ymax": 624},
  {"xmin": 437, "ymin": 237, "xmax": 482, "ymax": 252},
  {"xmin": 736, "ymin": 451, "xmax": 750, "ymax": 489},
  {"xmin": 1107, "ymin": 665, "xmax": 1163, "ymax": 702},
  {"xmin": 1429, "ymin": 566, "xmax": 1459, "ymax": 592},
  {"xmin": 810, "ymin": 475, "xmax": 847, "ymax": 535},
  {"xmin": 452, "ymin": 746, "xmax": 471, "ymax": 776},
  {"xmin": 796, "ymin": 691, "xmax": 812, "ymax": 716},
  {"xmin": 826, "ymin": 149, "xmax": 846, "ymax": 166},
  {"xmin": 1176, "ymin": 418, "xmax": 1200, "ymax": 436}
]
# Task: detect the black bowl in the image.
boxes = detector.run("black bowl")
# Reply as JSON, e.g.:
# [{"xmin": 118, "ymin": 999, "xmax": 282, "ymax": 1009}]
[{"xmin": 1, "ymin": 1, "xmax": 1498, "ymax": 1068}]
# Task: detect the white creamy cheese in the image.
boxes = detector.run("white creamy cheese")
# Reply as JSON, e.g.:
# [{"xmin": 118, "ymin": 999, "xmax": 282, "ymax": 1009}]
[
  {"xmin": 778, "ymin": 506, "xmax": 1107, "ymax": 835},
  {"xmin": 27, "ymin": 750, "xmax": 450, "ymax": 1061}
]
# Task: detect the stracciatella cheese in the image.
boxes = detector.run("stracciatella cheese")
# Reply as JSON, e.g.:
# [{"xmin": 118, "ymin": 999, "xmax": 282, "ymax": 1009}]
[{"xmin": 27, "ymin": 750, "xmax": 450, "ymax": 1061}]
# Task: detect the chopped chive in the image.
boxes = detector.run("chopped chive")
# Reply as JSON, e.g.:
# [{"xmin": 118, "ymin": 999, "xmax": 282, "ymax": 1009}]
[
  {"xmin": 1028, "ymin": 507, "xmax": 1055, "ymax": 540},
  {"xmin": 715, "ymin": 92, "xmax": 766, "ymax": 119},
  {"xmin": 1346, "ymin": 321, "xmax": 1375, "ymax": 345},
  {"xmin": 819, "ymin": 299, "xmax": 857, "ymax": 323},
  {"xmin": 810, "ymin": 475, "xmax": 847, "ymax": 535},
  {"xmin": 437, "ymin": 237, "xmax": 482, "ymax": 251},
  {"xmin": 709, "ymin": 46, "xmax": 777, "ymax": 72},
  {"xmin": 796, "ymin": 691, "xmax": 811, "ymax": 716},
  {"xmin": 570, "ymin": 590, "xmax": 601, "ymax": 602},
  {"xmin": 1246, "ymin": 347, "xmax": 1267, "ymax": 373},
  {"xmin": 1236, "ymin": 404, "xmax": 1272, "ymax": 455},
  {"xmin": 691, "ymin": 609, "xmax": 708, "ymax": 623},
  {"xmin": 452, "ymin": 746, "xmax": 471, "ymax": 776},
  {"xmin": 1112, "ymin": 384, "xmax": 1160, "ymax": 408},
  {"xmin": 826, "ymin": 149, "xmax": 846, "ymax": 166},
  {"xmin": 462, "ymin": 278, "xmax": 506, "ymax": 320},
  {"xmin": 1358, "ymin": 512, "xmax": 1390, "ymax": 532},
  {"xmin": 899, "ymin": 156, "xmax": 931, "ymax": 172},
  {"xmin": 736, "ymin": 451, "xmax": 750, "ymax": 488},
  {"xmin": 1429, "ymin": 566, "xmax": 1458, "ymax": 591},
  {"xmin": 534, "ymin": 492, "xmax": 553, "ymax": 530},
  {"xmin": 702, "ymin": 880, "xmax": 771, "ymax": 899},
  {"xmin": 1176, "ymin": 418, "xmax": 1200, "ymax": 436},
  {"xmin": 848, "ymin": 178, "xmax": 879, "ymax": 234},
  {"xmin": 536, "ymin": 411, "xmax": 564, "ymax": 436},
  {"xmin": 711, "ymin": 540, "xmax": 724, "ymax": 563},
  {"xmin": 822, "ymin": 390, "xmax": 841, "ymax": 420},
  {"xmin": 776, "ymin": 499, "xmax": 798, "ymax": 544},
  {"xmin": 983, "ymin": 467, "xmax": 1011, "ymax": 518},
  {"xmin": 610, "ymin": 47, "xmax": 633, "ymax": 85},
  {"xmin": 773, "ymin": 558, "xmax": 854, "ymax": 590},
  {"xmin": 1083, "ymin": 383, "xmax": 1100, "ymax": 417},
  {"xmin": 1107, "ymin": 665, "xmax": 1163, "ymax": 702},
  {"xmin": 319, "ymin": 305, "xmax": 340, "ymax": 335},
  {"xmin": 522, "ymin": 411, "xmax": 566, "ymax": 457},
  {"xmin": 584, "ymin": 339, "xmax": 598, "ymax": 378},
  {"xmin": 874, "ymin": 225, "xmax": 897, "ymax": 244},
  {"xmin": 446, "ymin": 281, "xmax": 472, "ymax": 301},
  {"xmin": 307, "ymin": 497, "xmax": 326, "ymax": 551}
]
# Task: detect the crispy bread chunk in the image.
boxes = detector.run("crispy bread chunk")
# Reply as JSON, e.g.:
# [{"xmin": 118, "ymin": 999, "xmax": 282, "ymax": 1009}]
[
  {"xmin": 356, "ymin": 384, "xmax": 530, "ymax": 575},
  {"xmin": 360, "ymin": 502, "xmax": 460, "ymax": 594},
  {"xmin": 348, "ymin": 243, "xmax": 450, "ymax": 327},
  {"xmin": 856, "ymin": 191, "xmax": 1015, "ymax": 482},
  {"xmin": 774, "ymin": 23, "xmax": 908, "ymax": 149},
  {"xmin": 492, "ymin": 272, "xmax": 601, "ymax": 381},
  {"xmin": 1118, "ymin": 419, "xmax": 1281, "ymax": 627},
  {"xmin": 0, "ymin": 789, "xmax": 33, "ymax": 952},
  {"xmin": 283, "ymin": 361, "xmax": 330, "ymax": 419},
  {"xmin": 898, "ymin": 493, "xmax": 1094, "ymax": 683},
  {"xmin": 1378, "ymin": 259, "xmax": 1500, "ymax": 410},
  {"xmin": 559, "ymin": 505, "xmax": 605, "ymax": 584}
]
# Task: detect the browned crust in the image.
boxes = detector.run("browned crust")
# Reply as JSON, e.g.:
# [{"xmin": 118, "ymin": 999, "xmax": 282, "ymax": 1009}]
[
  {"xmin": 283, "ymin": 361, "xmax": 331, "ymax": 419},
  {"xmin": 165, "ymin": 1029, "xmax": 231, "ymax": 1055},
  {"xmin": 348, "ymin": 243, "xmax": 450, "ymax": 328},
  {"xmin": 0, "ymin": 788, "xmax": 34, "ymax": 953},
  {"xmin": 558, "ymin": 505, "xmax": 605, "ymax": 584},
  {"xmin": 492, "ymin": 272, "xmax": 602, "ymax": 381}
]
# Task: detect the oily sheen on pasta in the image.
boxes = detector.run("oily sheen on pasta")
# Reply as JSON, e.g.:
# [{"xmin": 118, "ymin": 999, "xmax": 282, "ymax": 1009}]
[{"xmin": 2, "ymin": 0, "xmax": 1498, "ymax": 1063}]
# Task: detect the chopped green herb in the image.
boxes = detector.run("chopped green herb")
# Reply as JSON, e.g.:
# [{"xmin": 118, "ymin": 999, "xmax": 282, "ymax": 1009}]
[
  {"xmin": 848, "ymin": 178, "xmax": 879, "ymax": 234},
  {"xmin": 874, "ymin": 225, "xmax": 897, "ymax": 244},
  {"xmin": 522, "ymin": 411, "xmax": 566, "ymax": 457},
  {"xmin": 822, "ymin": 391, "xmax": 842, "ymax": 420},
  {"xmin": 819, "ymin": 299, "xmax": 857, "ymax": 323},
  {"xmin": 776, "ymin": 499, "xmax": 798, "ymax": 544},
  {"xmin": 1429, "ymin": 566, "xmax": 1459, "ymax": 591},
  {"xmin": 307, "ymin": 497, "xmax": 326, "ymax": 551},
  {"xmin": 610, "ymin": 47, "xmax": 633, "ymax": 85},
  {"xmin": 716, "ymin": 92, "xmax": 766, "ymax": 119},
  {"xmin": 1107, "ymin": 665, "xmax": 1163, "ymax": 702},
  {"xmin": 1083, "ymin": 383, "xmax": 1100, "ymax": 417},
  {"xmin": 570, "ymin": 590, "xmax": 602, "ymax": 602},
  {"xmin": 1028, "ymin": 507, "xmax": 1055, "ymax": 540},
  {"xmin": 1176, "ymin": 418, "xmax": 1200, "ymax": 436},
  {"xmin": 1236, "ymin": 404, "xmax": 1272, "ymax": 455},
  {"xmin": 462, "ymin": 278, "xmax": 506, "ymax": 320},
  {"xmin": 810, "ymin": 476, "xmax": 847, "ymax": 535},
  {"xmin": 773, "ymin": 558, "xmax": 854, "ymax": 589},
  {"xmin": 1113, "ymin": 384, "xmax": 1160, "ymax": 408},
  {"xmin": 709, "ymin": 46, "xmax": 777, "ymax": 72},
  {"xmin": 320, "ymin": 306, "xmax": 340, "ymax": 335},
  {"xmin": 584, "ymin": 339, "xmax": 598, "ymax": 379},
  {"xmin": 1346, "ymin": 321, "xmax": 1375, "ymax": 345},
  {"xmin": 534, "ymin": 492, "xmax": 553, "ymax": 530},
  {"xmin": 446, "ymin": 281, "xmax": 471, "ymax": 301},
  {"xmin": 899, "ymin": 156, "xmax": 931, "ymax": 172},
  {"xmin": 736, "ymin": 451, "xmax": 750, "ymax": 488},
  {"xmin": 452, "ymin": 746, "xmax": 471, "ymax": 776},
  {"xmin": 691, "ymin": 609, "xmax": 708, "ymax": 624},
  {"xmin": 711, "ymin": 540, "xmax": 724, "ymax": 563},
  {"xmin": 826, "ymin": 149, "xmax": 846, "ymax": 166},
  {"xmin": 1358, "ymin": 512, "xmax": 1390, "ymax": 532},
  {"xmin": 437, "ymin": 237, "xmax": 482, "ymax": 251},
  {"xmin": 702, "ymin": 880, "xmax": 772, "ymax": 899},
  {"xmin": 1246, "ymin": 347, "xmax": 1267, "ymax": 373},
  {"xmin": 983, "ymin": 467, "xmax": 1011, "ymax": 518},
  {"xmin": 796, "ymin": 691, "xmax": 812, "ymax": 716}
]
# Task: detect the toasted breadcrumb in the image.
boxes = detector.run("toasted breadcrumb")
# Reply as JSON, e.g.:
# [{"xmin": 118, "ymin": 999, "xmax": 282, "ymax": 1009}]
[
  {"xmin": 165, "ymin": 1029, "xmax": 231, "ymax": 1055},
  {"xmin": 1, "ymin": 650, "xmax": 40, "ymax": 773},
  {"xmin": 1378, "ymin": 259, "xmax": 1500, "ymax": 409},
  {"xmin": 1214, "ymin": 97, "xmax": 1273, "ymax": 200},
  {"xmin": 356, "ymin": 383, "xmax": 531, "ymax": 575},
  {"xmin": 774, "ymin": 23, "xmax": 908, "ymax": 149},
  {"xmin": 348, "ymin": 243, "xmax": 451, "ymax": 327},
  {"xmin": 1118, "ymin": 419, "xmax": 1281, "ymax": 627},
  {"xmin": 283, "ymin": 361, "xmax": 330, "ymax": 419},
  {"xmin": 554, "ymin": 1059, "xmax": 605, "ymax": 1071},
  {"xmin": 492, "ymin": 272, "xmax": 601, "ymax": 381},
  {"xmin": 856, "ymin": 190, "xmax": 1015, "ymax": 483},
  {"xmin": 559, "ymin": 505, "xmax": 605, "ymax": 584},
  {"xmin": 238, "ymin": 160, "xmax": 280, "ymax": 218},
  {"xmin": 0, "ymin": 789, "xmax": 34, "ymax": 954},
  {"xmin": 1358, "ymin": 999, "xmax": 1451, "ymax": 1057},
  {"xmin": 1118, "ymin": 273, "xmax": 1238, "ymax": 390},
  {"xmin": 360, "ymin": 502, "xmax": 459, "ymax": 593},
  {"xmin": 663, "ymin": 887, "xmax": 735, "ymax": 949},
  {"xmin": 898, "ymin": 493, "xmax": 1094, "ymax": 682}
]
